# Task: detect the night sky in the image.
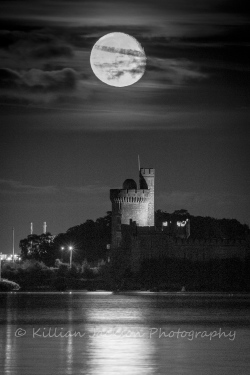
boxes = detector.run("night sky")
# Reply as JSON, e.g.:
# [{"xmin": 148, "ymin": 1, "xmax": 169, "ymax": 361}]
[{"xmin": 0, "ymin": 0, "xmax": 249, "ymax": 254}]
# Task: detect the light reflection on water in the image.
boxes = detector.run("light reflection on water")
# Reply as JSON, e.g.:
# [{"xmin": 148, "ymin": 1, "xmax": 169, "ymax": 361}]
[{"xmin": 0, "ymin": 292, "xmax": 250, "ymax": 375}]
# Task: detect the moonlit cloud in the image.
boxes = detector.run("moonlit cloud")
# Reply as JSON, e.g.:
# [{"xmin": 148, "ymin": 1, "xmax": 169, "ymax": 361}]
[
  {"xmin": 0, "ymin": 67, "xmax": 78, "ymax": 91},
  {"xmin": 94, "ymin": 45, "xmax": 145, "ymax": 58},
  {"xmin": 0, "ymin": 179, "xmax": 57, "ymax": 195},
  {"xmin": 0, "ymin": 29, "xmax": 74, "ymax": 62},
  {"xmin": 0, "ymin": 56, "xmax": 206, "ymax": 105},
  {"xmin": 0, "ymin": 179, "xmax": 111, "ymax": 198},
  {"xmin": 157, "ymin": 191, "xmax": 250, "ymax": 219},
  {"xmin": 0, "ymin": 67, "xmax": 85, "ymax": 104},
  {"xmin": 65, "ymin": 185, "xmax": 110, "ymax": 195},
  {"xmin": 145, "ymin": 57, "xmax": 207, "ymax": 86}
]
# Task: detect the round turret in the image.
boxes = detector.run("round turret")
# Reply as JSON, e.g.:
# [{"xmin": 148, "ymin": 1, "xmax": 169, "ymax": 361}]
[{"xmin": 122, "ymin": 179, "xmax": 137, "ymax": 190}]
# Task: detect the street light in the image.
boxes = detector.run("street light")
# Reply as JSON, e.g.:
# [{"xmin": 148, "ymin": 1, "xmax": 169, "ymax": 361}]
[
  {"xmin": 0, "ymin": 253, "xmax": 2, "ymax": 281},
  {"xmin": 69, "ymin": 246, "xmax": 73, "ymax": 269}
]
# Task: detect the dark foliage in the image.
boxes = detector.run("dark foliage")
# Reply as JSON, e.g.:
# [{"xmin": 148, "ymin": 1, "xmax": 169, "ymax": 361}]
[
  {"xmin": 19, "ymin": 233, "xmax": 59, "ymax": 266},
  {"xmin": 155, "ymin": 209, "xmax": 250, "ymax": 240},
  {"xmin": 138, "ymin": 256, "xmax": 250, "ymax": 292},
  {"xmin": 19, "ymin": 211, "xmax": 112, "ymax": 267},
  {"xmin": 53, "ymin": 211, "xmax": 112, "ymax": 264}
]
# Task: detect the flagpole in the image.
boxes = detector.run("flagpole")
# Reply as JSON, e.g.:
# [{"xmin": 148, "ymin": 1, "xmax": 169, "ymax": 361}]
[{"xmin": 12, "ymin": 227, "xmax": 15, "ymax": 263}]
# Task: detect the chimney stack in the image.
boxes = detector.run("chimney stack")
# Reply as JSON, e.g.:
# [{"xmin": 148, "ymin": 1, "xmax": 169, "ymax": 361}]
[{"xmin": 43, "ymin": 222, "xmax": 47, "ymax": 234}]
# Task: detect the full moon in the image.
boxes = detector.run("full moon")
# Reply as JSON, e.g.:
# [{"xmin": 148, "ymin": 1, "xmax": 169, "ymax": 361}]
[{"xmin": 90, "ymin": 32, "xmax": 146, "ymax": 87}]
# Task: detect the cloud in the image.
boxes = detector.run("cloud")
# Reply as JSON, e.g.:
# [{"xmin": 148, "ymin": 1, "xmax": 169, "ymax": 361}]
[
  {"xmin": 94, "ymin": 44, "xmax": 145, "ymax": 58},
  {"xmin": 31, "ymin": 44, "xmax": 73, "ymax": 59},
  {"xmin": 157, "ymin": 190, "xmax": 250, "ymax": 217},
  {"xmin": 158, "ymin": 191, "xmax": 220, "ymax": 207},
  {"xmin": 65, "ymin": 185, "xmax": 110, "ymax": 195},
  {"xmin": 0, "ymin": 179, "xmax": 57, "ymax": 195},
  {"xmin": 0, "ymin": 29, "xmax": 74, "ymax": 60},
  {"xmin": 0, "ymin": 67, "xmax": 85, "ymax": 105},
  {"xmin": 0, "ymin": 179, "xmax": 113, "ymax": 198},
  {"xmin": 0, "ymin": 68, "xmax": 21, "ymax": 89},
  {"xmin": 145, "ymin": 57, "xmax": 207, "ymax": 86},
  {"xmin": 0, "ymin": 180, "xmax": 111, "ymax": 199},
  {"xmin": 0, "ymin": 67, "xmax": 78, "ymax": 92},
  {"xmin": 93, "ymin": 58, "xmax": 146, "ymax": 81}
]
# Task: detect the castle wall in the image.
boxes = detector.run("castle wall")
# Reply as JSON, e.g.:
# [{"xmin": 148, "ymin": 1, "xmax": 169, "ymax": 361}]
[
  {"xmin": 125, "ymin": 225, "xmax": 249, "ymax": 272},
  {"xmin": 110, "ymin": 166, "xmax": 249, "ymax": 274}
]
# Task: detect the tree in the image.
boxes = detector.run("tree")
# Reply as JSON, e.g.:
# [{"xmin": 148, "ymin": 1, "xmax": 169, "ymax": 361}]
[
  {"xmin": 155, "ymin": 209, "xmax": 250, "ymax": 240},
  {"xmin": 20, "ymin": 232, "xmax": 58, "ymax": 266},
  {"xmin": 173, "ymin": 209, "xmax": 190, "ymax": 216},
  {"xmin": 53, "ymin": 211, "xmax": 112, "ymax": 263}
]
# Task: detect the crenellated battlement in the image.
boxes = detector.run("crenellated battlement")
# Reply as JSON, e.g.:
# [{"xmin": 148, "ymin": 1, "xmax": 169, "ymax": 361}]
[
  {"xmin": 173, "ymin": 237, "xmax": 246, "ymax": 246},
  {"xmin": 110, "ymin": 188, "xmax": 150, "ymax": 203},
  {"xmin": 114, "ymin": 196, "xmax": 148, "ymax": 203},
  {"xmin": 140, "ymin": 168, "xmax": 155, "ymax": 176}
]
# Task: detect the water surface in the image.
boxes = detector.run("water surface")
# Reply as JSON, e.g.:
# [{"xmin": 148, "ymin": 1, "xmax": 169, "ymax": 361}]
[{"xmin": 0, "ymin": 292, "xmax": 250, "ymax": 375}]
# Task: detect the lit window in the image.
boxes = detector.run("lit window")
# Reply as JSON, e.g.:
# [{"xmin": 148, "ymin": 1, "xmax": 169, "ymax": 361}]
[{"xmin": 177, "ymin": 220, "xmax": 187, "ymax": 227}]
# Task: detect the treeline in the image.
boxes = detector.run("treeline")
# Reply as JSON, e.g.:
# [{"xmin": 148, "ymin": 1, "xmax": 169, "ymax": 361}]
[
  {"xmin": 19, "ymin": 211, "xmax": 112, "ymax": 267},
  {"xmin": 18, "ymin": 209, "xmax": 250, "ymax": 268},
  {"xmin": 55, "ymin": 212, "xmax": 111, "ymax": 263},
  {"xmin": 2, "ymin": 209, "xmax": 248, "ymax": 291},
  {"xmin": 0, "ymin": 260, "xmax": 109, "ymax": 291},
  {"xmin": 155, "ymin": 209, "xmax": 250, "ymax": 240}
]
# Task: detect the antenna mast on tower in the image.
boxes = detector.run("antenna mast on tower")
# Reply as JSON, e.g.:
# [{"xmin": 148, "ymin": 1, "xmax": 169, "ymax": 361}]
[
  {"xmin": 138, "ymin": 155, "xmax": 141, "ymax": 187},
  {"xmin": 12, "ymin": 227, "xmax": 15, "ymax": 263}
]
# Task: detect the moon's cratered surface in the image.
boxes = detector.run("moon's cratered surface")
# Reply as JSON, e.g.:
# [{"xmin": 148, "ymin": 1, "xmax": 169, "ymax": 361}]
[{"xmin": 90, "ymin": 32, "xmax": 146, "ymax": 87}]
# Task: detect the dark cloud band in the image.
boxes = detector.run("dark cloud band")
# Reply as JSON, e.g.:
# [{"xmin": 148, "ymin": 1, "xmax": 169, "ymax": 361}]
[{"xmin": 94, "ymin": 44, "xmax": 145, "ymax": 58}]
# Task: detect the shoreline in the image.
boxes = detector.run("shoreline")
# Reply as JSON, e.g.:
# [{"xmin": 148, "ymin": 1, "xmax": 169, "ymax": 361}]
[{"xmin": 1, "ymin": 290, "xmax": 250, "ymax": 297}]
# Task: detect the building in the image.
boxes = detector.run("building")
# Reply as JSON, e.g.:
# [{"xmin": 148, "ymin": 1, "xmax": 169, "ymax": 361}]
[
  {"xmin": 110, "ymin": 168, "xmax": 155, "ymax": 248},
  {"xmin": 110, "ymin": 167, "xmax": 249, "ymax": 273}
]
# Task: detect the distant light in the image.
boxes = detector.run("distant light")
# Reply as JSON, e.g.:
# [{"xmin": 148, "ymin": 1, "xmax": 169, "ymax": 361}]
[
  {"xmin": 69, "ymin": 246, "xmax": 73, "ymax": 250},
  {"xmin": 177, "ymin": 220, "xmax": 187, "ymax": 227},
  {"xmin": 162, "ymin": 221, "xmax": 168, "ymax": 227}
]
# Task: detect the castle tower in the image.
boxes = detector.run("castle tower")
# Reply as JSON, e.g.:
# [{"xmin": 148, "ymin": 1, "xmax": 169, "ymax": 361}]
[
  {"xmin": 139, "ymin": 168, "xmax": 155, "ymax": 226},
  {"xmin": 110, "ymin": 167, "xmax": 155, "ymax": 248}
]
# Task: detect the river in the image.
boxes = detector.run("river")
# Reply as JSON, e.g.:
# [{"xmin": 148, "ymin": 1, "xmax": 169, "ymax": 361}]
[{"xmin": 0, "ymin": 292, "xmax": 250, "ymax": 374}]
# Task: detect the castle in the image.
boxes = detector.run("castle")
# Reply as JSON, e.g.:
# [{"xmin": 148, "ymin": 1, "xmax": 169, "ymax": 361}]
[
  {"xmin": 110, "ymin": 167, "xmax": 249, "ymax": 272},
  {"xmin": 110, "ymin": 168, "xmax": 155, "ymax": 248}
]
